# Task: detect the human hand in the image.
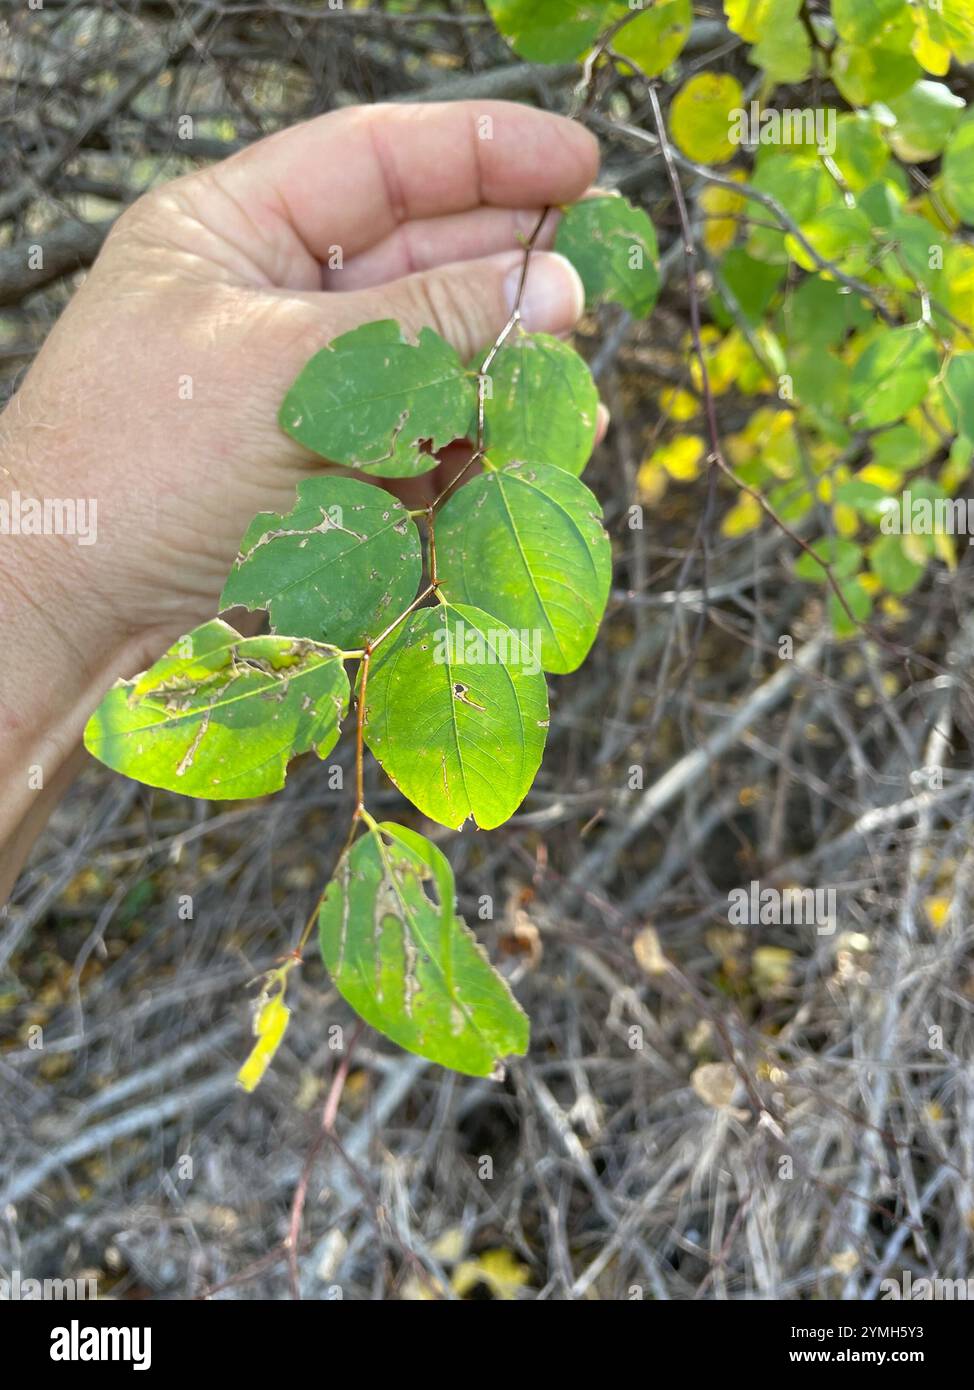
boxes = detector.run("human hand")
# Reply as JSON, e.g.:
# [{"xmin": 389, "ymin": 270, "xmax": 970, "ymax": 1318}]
[
  {"xmin": 2, "ymin": 100, "xmax": 598, "ymax": 665},
  {"xmin": 0, "ymin": 100, "xmax": 599, "ymax": 889}
]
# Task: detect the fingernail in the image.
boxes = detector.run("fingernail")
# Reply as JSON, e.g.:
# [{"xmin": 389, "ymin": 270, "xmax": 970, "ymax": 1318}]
[{"xmin": 504, "ymin": 251, "xmax": 585, "ymax": 333}]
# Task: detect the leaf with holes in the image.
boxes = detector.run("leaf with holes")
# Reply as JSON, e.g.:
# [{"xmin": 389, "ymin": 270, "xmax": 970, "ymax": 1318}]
[
  {"xmin": 84, "ymin": 619, "xmax": 349, "ymax": 799},
  {"xmin": 319, "ymin": 821, "xmax": 528, "ymax": 1076},
  {"xmin": 220, "ymin": 477, "xmax": 422, "ymax": 650},
  {"xmin": 555, "ymin": 194, "xmax": 660, "ymax": 317},
  {"xmin": 478, "ymin": 332, "xmax": 598, "ymax": 476},
  {"xmin": 279, "ymin": 320, "xmax": 474, "ymax": 477},
  {"xmin": 437, "ymin": 461, "xmax": 611, "ymax": 674},
  {"xmin": 363, "ymin": 604, "xmax": 548, "ymax": 830}
]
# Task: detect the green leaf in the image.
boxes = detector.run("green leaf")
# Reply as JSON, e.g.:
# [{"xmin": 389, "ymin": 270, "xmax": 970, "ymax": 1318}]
[
  {"xmin": 612, "ymin": 0, "xmax": 692, "ymax": 78},
  {"xmin": 785, "ymin": 205, "xmax": 874, "ymax": 274},
  {"xmin": 832, "ymin": 42, "xmax": 922, "ymax": 106},
  {"xmin": 479, "ymin": 332, "xmax": 598, "ymax": 476},
  {"xmin": 747, "ymin": 153, "xmax": 833, "ymax": 263},
  {"xmin": 849, "ymin": 327, "xmax": 940, "ymax": 429},
  {"xmin": 877, "ymin": 81, "xmax": 965, "ymax": 163},
  {"xmin": 84, "ymin": 620, "xmax": 349, "ymax": 799},
  {"xmin": 830, "ymin": 6, "xmax": 922, "ymax": 102},
  {"xmin": 483, "ymin": 0, "xmax": 608, "ymax": 63},
  {"xmin": 791, "ymin": 357, "xmax": 850, "ymax": 432},
  {"xmin": 834, "ymin": 477, "xmax": 889, "ymax": 519},
  {"xmin": 279, "ymin": 320, "xmax": 473, "ymax": 478},
  {"xmin": 220, "ymin": 476, "xmax": 422, "ymax": 650},
  {"xmin": 829, "ymin": 575, "xmax": 873, "ymax": 637},
  {"xmin": 712, "ymin": 251, "xmax": 785, "ymax": 329},
  {"xmin": 944, "ymin": 351, "xmax": 974, "ymax": 440},
  {"xmin": 484, "ymin": 0, "xmax": 691, "ymax": 72},
  {"xmin": 724, "ymin": 0, "xmax": 796, "ymax": 42},
  {"xmin": 749, "ymin": 14, "xmax": 811, "ymax": 82},
  {"xmin": 793, "ymin": 538, "xmax": 861, "ymax": 580},
  {"xmin": 832, "ymin": 0, "xmax": 905, "ymax": 44},
  {"xmin": 833, "ymin": 113, "xmax": 901, "ymax": 193},
  {"xmin": 363, "ymin": 603, "xmax": 548, "ymax": 831},
  {"xmin": 781, "ymin": 274, "xmax": 870, "ymax": 350},
  {"xmin": 437, "ymin": 461, "xmax": 611, "ymax": 675},
  {"xmin": 871, "ymin": 422, "xmax": 936, "ymax": 473},
  {"xmin": 874, "ymin": 208, "xmax": 948, "ymax": 293},
  {"xmin": 869, "ymin": 533, "xmax": 926, "ymax": 594},
  {"xmin": 724, "ymin": 0, "xmax": 810, "ymax": 81},
  {"xmin": 555, "ymin": 194, "xmax": 659, "ymax": 317},
  {"xmin": 941, "ymin": 117, "xmax": 974, "ymax": 226},
  {"xmin": 319, "ymin": 821, "xmax": 528, "ymax": 1076}
]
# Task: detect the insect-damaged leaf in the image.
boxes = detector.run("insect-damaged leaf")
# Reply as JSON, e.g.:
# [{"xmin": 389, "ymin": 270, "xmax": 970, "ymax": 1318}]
[
  {"xmin": 279, "ymin": 320, "xmax": 474, "ymax": 478},
  {"xmin": 363, "ymin": 604, "xmax": 548, "ymax": 831},
  {"xmin": 319, "ymin": 821, "xmax": 528, "ymax": 1076},
  {"xmin": 83, "ymin": 619, "xmax": 349, "ymax": 799},
  {"xmin": 478, "ymin": 332, "xmax": 598, "ymax": 476},
  {"xmin": 437, "ymin": 461, "xmax": 611, "ymax": 675},
  {"xmin": 555, "ymin": 194, "xmax": 660, "ymax": 318},
  {"xmin": 220, "ymin": 476, "xmax": 422, "ymax": 650}
]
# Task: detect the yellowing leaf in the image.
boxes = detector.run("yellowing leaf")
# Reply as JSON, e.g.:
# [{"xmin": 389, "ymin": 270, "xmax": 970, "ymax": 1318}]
[
  {"xmin": 859, "ymin": 463, "xmax": 904, "ymax": 491},
  {"xmin": 834, "ymin": 502, "xmax": 860, "ymax": 537},
  {"xmin": 701, "ymin": 172, "xmax": 746, "ymax": 253},
  {"xmin": 658, "ymin": 385, "xmax": 699, "ymax": 421},
  {"xmin": 722, "ymin": 492, "xmax": 762, "ymax": 537},
  {"xmin": 670, "ymin": 73, "xmax": 744, "ymax": 165},
  {"xmin": 636, "ymin": 457, "xmax": 669, "ymax": 504},
  {"xmin": 658, "ymin": 434, "xmax": 706, "ymax": 481},
  {"xmin": 689, "ymin": 327, "xmax": 750, "ymax": 395},
  {"xmin": 881, "ymin": 594, "xmax": 910, "ymax": 620},
  {"xmin": 452, "ymin": 1249, "xmax": 530, "ymax": 1300},
  {"xmin": 238, "ymin": 983, "xmax": 292, "ymax": 1093},
  {"xmin": 924, "ymin": 895, "xmax": 951, "ymax": 930},
  {"xmin": 723, "ymin": 0, "xmax": 778, "ymax": 43}
]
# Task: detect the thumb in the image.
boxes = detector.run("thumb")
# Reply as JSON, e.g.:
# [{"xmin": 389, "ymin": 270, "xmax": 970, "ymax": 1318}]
[{"xmin": 322, "ymin": 248, "xmax": 586, "ymax": 362}]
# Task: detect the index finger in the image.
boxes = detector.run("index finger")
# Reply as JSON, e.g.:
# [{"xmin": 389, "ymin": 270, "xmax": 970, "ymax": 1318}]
[{"xmin": 209, "ymin": 100, "xmax": 599, "ymax": 280}]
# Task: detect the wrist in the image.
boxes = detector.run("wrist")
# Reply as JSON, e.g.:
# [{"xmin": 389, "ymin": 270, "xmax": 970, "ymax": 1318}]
[{"xmin": 0, "ymin": 414, "xmax": 145, "ymax": 896}]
